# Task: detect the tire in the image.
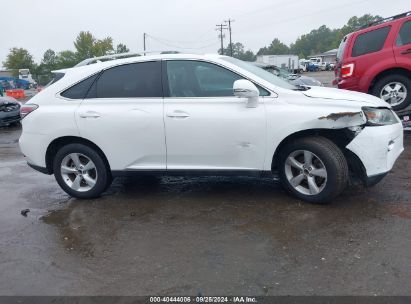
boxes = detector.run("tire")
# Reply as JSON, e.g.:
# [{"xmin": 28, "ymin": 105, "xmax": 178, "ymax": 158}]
[
  {"xmin": 53, "ymin": 143, "xmax": 111, "ymax": 199},
  {"xmin": 371, "ymin": 74, "xmax": 411, "ymax": 111},
  {"xmin": 278, "ymin": 136, "xmax": 348, "ymax": 204}
]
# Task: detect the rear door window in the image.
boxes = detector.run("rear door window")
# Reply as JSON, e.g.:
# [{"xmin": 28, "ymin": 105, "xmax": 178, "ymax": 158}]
[
  {"xmin": 396, "ymin": 20, "xmax": 411, "ymax": 46},
  {"xmin": 88, "ymin": 61, "xmax": 162, "ymax": 99},
  {"xmin": 352, "ymin": 26, "xmax": 391, "ymax": 57}
]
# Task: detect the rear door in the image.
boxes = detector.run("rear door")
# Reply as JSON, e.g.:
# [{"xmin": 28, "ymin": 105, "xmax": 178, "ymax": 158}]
[
  {"xmin": 393, "ymin": 18, "xmax": 411, "ymax": 67},
  {"xmin": 75, "ymin": 61, "xmax": 166, "ymax": 171},
  {"xmin": 349, "ymin": 26, "xmax": 393, "ymax": 80}
]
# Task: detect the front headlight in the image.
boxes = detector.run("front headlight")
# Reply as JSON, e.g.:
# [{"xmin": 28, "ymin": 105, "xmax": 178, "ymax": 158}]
[{"xmin": 362, "ymin": 107, "xmax": 399, "ymax": 126}]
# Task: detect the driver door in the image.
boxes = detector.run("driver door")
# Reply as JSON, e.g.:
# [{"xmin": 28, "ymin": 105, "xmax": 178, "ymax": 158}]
[{"xmin": 163, "ymin": 60, "xmax": 267, "ymax": 172}]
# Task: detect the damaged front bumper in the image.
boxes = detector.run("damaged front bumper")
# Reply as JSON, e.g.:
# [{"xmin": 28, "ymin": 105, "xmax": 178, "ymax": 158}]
[{"xmin": 346, "ymin": 122, "xmax": 404, "ymax": 179}]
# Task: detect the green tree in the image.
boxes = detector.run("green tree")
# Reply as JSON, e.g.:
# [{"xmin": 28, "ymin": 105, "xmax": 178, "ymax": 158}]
[
  {"xmin": 93, "ymin": 37, "xmax": 114, "ymax": 57},
  {"xmin": 220, "ymin": 42, "xmax": 256, "ymax": 61},
  {"xmin": 335, "ymin": 14, "xmax": 383, "ymax": 45},
  {"xmin": 290, "ymin": 25, "xmax": 338, "ymax": 58},
  {"xmin": 56, "ymin": 50, "xmax": 78, "ymax": 69},
  {"xmin": 2, "ymin": 48, "xmax": 36, "ymax": 76},
  {"xmin": 37, "ymin": 49, "xmax": 58, "ymax": 74},
  {"xmin": 74, "ymin": 31, "xmax": 114, "ymax": 61},
  {"xmin": 257, "ymin": 38, "xmax": 290, "ymax": 56},
  {"xmin": 116, "ymin": 43, "xmax": 130, "ymax": 54},
  {"xmin": 74, "ymin": 31, "xmax": 96, "ymax": 60}
]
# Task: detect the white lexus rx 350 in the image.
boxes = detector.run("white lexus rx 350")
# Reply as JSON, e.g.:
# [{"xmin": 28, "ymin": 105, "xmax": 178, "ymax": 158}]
[{"xmin": 19, "ymin": 54, "xmax": 404, "ymax": 203}]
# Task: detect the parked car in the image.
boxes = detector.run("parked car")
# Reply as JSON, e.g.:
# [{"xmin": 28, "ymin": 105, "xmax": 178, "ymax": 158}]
[
  {"xmin": 306, "ymin": 62, "xmax": 320, "ymax": 72},
  {"xmin": 253, "ymin": 63, "xmax": 322, "ymax": 87},
  {"xmin": 0, "ymin": 96, "xmax": 21, "ymax": 127},
  {"xmin": 0, "ymin": 77, "xmax": 31, "ymax": 90},
  {"xmin": 19, "ymin": 54, "xmax": 403, "ymax": 203},
  {"xmin": 319, "ymin": 62, "xmax": 327, "ymax": 71},
  {"xmin": 335, "ymin": 11, "xmax": 411, "ymax": 111}
]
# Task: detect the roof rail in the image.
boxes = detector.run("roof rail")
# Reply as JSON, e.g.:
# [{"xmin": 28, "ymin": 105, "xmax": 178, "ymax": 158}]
[
  {"xmin": 359, "ymin": 11, "xmax": 411, "ymax": 30},
  {"xmin": 74, "ymin": 51, "xmax": 180, "ymax": 67}
]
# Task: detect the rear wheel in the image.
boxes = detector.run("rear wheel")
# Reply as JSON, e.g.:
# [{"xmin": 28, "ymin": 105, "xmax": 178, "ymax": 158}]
[
  {"xmin": 371, "ymin": 74, "xmax": 411, "ymax": 111},
  {"xmin": 278, "ymin": 136, "xmax": 348, "ymax": 204},
  {"xmin": 53, "ymin": 143, "xmax": 111, "ymax": 199}
]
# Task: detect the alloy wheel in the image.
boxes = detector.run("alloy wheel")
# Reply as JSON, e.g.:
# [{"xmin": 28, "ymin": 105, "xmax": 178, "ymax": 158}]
[
  {"xmin": 284, "ymin": 150, "xmax": 328, "ymax": 196},
  {"xmin": 60, "ymin": 153, "xmax": 98, "ymax": 192},
  {"xmin": 380, "ymin": 82, "xmax": 407, "ymax": 107}
]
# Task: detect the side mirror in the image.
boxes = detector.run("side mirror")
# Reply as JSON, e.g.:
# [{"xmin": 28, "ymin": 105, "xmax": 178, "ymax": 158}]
[{"xmin": 233, "ymin": 79, "xmax": 259, "ymax": 108}]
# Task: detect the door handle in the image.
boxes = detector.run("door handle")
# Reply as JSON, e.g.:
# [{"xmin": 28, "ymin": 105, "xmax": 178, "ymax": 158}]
[
  {"xmin": 166, "ymin": 110, "xmax": 190, "ymax": 118},
  {"xmin": 79, "ymin": 111, "xmax": 101, "ymax": 118},
  {"xmin": 400, "ymin": 49, "xmax": 411, "ymax": 55}
]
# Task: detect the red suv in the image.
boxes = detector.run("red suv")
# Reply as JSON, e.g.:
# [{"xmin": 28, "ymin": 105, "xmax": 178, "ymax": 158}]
[{"xmin": 335, "ymin": 12, "xmax": 411, "ymax": 111}]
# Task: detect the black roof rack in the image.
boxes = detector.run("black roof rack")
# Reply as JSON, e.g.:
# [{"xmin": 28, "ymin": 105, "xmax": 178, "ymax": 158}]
[{"xmin": 359, "ymin": 11, "xmax": 411, "ymax": 29}]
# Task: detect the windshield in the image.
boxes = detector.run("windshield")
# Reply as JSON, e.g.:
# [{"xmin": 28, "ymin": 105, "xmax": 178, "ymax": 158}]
[{"xmin": 221, "ymin": 57, "xmax": 297, "ymax": 90}]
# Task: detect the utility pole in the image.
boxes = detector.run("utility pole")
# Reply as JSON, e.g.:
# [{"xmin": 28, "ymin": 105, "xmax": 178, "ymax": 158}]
[
  {"xmin": 143, "ymin": 33, "xmax": 147, "ymax": 56},
  {"xmin": 225, "ymin": 19, "xmax": 235, "ymax": 57},
  {"xmin": 215, "ymin": 24, "xmax": 227, "ymax": 55}
]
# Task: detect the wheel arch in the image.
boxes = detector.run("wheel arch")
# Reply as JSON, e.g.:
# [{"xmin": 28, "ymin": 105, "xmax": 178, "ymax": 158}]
[
  {"xmin": 271, "ymin": 128, "xmax": 357, "ymax": 172},
  {"xmin": 368, "ymin": 67, "xmax": 411, "ymax": 93},
  {"xmin": 45, "ymin": 136, "xmax": 111, "ymax": 174}
]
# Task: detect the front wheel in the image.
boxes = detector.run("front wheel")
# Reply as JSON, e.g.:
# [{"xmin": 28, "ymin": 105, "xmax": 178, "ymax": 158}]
[
  {"xmin": 371, "ymin": 74, "xmax": 411, "ymax": 111},
  {"xmin": 53, "ymin": 143, "xmax": 111, "ymax": 199},
  {"xmin": 278, "ymin": 136, "xmax": 348, "ymax": 204}
]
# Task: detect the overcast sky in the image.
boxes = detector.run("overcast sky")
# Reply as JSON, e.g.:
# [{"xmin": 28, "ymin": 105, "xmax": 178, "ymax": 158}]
[{"xmin": 1, "ymin": 0, "xmax": 410, "ymax": 67}]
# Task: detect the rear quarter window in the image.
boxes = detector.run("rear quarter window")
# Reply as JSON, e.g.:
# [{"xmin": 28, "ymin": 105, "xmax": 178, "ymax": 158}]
[
  {"xmin": 396, "ymin": 20, "xmax": 411, "ymax": 46},
  {"xmin": 337, "ymin": 35, "xmax": 349, "ymax": 62},
  {"xmin": 352, "ymin": 26, "xmax": 391, "ymax": 57},
  {"xmin": 61, "ymin": 73, "xmax": 99, "ymax": 99}
]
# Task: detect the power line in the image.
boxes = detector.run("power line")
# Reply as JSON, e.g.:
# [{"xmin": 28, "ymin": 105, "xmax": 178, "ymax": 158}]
[
  {"xmin": 145, "ymin": 35, "xmax": 217, "ymax": 44},
  {"xmin": 234, "ymin": 0, "xmax": 374, "ymax": 37},
  {"xmin": 233, "ymin": 0, "xmax": 296, "ymax": 19},
  {"xmin": 146, "ymin": 34, "xmax": 219, "ymax": 50}
]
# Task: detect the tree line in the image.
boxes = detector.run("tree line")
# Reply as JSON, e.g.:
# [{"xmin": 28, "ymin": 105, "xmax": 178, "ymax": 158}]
[
  {"xmin": 2, "ymin": 31, "xmax": 130, "ymax": 84},
  {"xmin": 220, "ymin": 14, "xmax": 382, "ymax": 61},
  {"xmin": 2, "ymin": 14, "xmax": 381, "ymax": 84}
]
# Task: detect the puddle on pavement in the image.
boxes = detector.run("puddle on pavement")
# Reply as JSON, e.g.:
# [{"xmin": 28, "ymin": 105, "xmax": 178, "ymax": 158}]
[{"xmin": 38, "ymin": 174, "xmax": 410, "ymax": 260}]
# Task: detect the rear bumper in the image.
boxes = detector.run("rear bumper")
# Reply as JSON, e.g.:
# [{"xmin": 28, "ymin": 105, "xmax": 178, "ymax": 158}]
[
  {"xmin": 346, "ymin": 123, "xmax": 404, "ymax": 177},
  {"xmin": 19, "ymin": 132, "xmax": 49, "ymax": 168},
  {"xmin": 336, "ymin": 77, "xmax": 368, "ymax": 93}
]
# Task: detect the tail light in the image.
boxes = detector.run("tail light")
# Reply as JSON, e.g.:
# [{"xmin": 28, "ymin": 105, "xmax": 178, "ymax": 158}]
[
  {"xmin": 341, "ymin": 63, "xmax": 354, "ymax": 78},
  {"xmin": 20, "ymin": 104, "xmax": 39, "ymax": 119}
]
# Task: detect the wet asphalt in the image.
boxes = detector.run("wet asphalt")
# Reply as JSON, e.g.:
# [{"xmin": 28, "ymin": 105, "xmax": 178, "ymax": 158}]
[{"xmin": 0, "ymin": 124, "xmax": 410, "ymax": 296}]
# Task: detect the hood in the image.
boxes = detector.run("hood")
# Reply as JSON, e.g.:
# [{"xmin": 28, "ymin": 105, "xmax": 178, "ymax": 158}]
[{"xmin": 302, "ymin": 86, "xmax": 388, "ymax": 107}]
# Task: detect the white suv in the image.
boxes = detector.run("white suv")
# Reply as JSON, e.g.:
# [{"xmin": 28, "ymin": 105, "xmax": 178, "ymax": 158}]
[{"xmin": 19, "ymin": 54, "xmax": 404, "ymax": 203}]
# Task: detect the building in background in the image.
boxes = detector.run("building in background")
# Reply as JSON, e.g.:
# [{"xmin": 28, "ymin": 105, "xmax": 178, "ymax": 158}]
[{"xmin": 308, "ymin": 49, "xmax": 338, "ymax": 63}]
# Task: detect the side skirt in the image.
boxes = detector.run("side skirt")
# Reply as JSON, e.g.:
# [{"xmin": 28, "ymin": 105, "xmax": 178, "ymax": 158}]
[{"xmin": 112, "ymin": 169, "xmax": 278, "ymax": 179}]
